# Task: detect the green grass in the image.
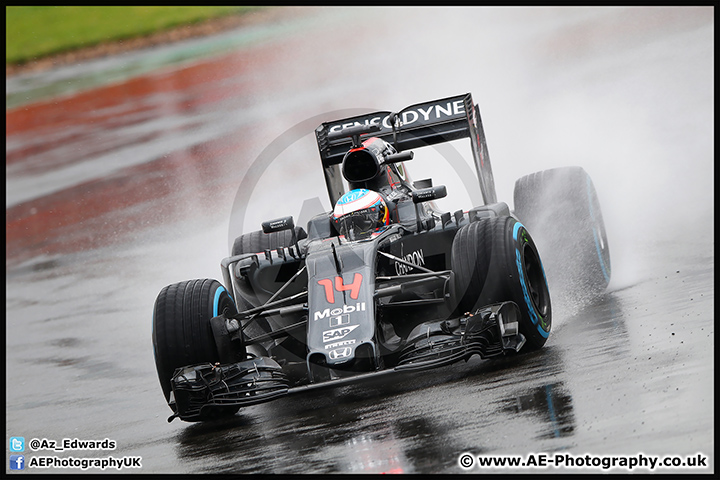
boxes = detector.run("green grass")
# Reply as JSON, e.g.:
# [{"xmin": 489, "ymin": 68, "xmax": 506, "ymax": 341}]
[{"xmin": 6, "ymin": 6, "xmax": 257, "ymax": 65}]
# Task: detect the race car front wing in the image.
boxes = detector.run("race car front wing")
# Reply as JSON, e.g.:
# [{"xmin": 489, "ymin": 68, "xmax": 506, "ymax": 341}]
[
  {"xmin": 395, "ymin": 301, "xmax": 525, "ymax": 371},
  {"xmin": 167, "ymin": 356, "xmax": 289, "ymax": 423},
  {"xmin": 166, "ymin": 302, "xmax": 525, "ymax": 422}
]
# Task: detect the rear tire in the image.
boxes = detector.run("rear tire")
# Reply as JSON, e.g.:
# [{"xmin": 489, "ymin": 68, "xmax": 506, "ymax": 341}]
[
  {"xmin": 231, "ymin": 227, "xmax": 307, "ymax": 257},
  {"xmin": 513, "ymin": 167, "xmax": 611, "ymax": 298},
  {"xmin": 152, "ymin": 279, "xmax": 238, "ymax": 413},
  {"xmin": 452, "ymin": 217, "xmax": 552, "ymax": 350}
]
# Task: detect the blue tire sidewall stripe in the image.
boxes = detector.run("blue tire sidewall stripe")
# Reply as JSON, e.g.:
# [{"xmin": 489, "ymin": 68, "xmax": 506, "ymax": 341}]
[
  {"xmin": 213, "ymin": 284, "xmax": 237, "ymax": 317},
  {"xmin": 586, "ymin": 175, "xmax": 611, "ymax": 283},
  {"xmin": 213, "ymin": 286, "xmax": 226, "ymax": 317},
  {"xmin": 151, "ymin": 310, "xmax": 157, "ymax": 362},
  {"xmin": 513, "ymin": 221, "xmax": 550, "ymax": 338}
]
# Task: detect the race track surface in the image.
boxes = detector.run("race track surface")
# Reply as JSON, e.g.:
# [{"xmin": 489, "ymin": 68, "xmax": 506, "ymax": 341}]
[{"xmin": 6, "ymin": 7, "xmax": 714, "ymax": 474}]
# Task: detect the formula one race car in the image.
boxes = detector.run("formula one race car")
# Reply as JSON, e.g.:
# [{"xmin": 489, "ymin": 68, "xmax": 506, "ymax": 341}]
[{"xmin": 152, "ymin": 93, "xmax": 611, "ymax": 422}]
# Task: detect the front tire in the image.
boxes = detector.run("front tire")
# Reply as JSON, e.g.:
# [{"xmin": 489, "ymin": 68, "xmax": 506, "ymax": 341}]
[
  {"xmin": 152, "ymin": 279, "xmax": 237, "ymax": 409},
  {"xmin": 451, "ymin": 217, "xmax": 552, "ymax": 350}
]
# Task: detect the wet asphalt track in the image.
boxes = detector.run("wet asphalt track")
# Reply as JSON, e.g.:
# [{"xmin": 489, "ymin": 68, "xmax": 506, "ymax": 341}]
[{"xmin": 6, "ymin": 7, "xmax": 714, "ymax": 474}]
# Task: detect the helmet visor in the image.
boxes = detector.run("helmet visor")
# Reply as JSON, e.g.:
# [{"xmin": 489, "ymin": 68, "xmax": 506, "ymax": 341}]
[{"xmin": 334, "ymin": 209, "xmax": 379, "ymax": 239}]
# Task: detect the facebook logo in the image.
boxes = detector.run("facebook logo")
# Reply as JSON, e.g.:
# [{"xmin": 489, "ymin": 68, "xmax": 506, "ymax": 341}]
[
  {"xmin": 10, "ymin": 436, "xmax": 25, "ymax": 452},
  {"xmin": 10, "ymin": 455, "xmax": 25, "ymax": 470}
]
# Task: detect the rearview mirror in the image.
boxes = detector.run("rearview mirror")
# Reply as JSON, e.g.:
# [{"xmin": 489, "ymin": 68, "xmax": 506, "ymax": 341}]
[
  {"xmin": 261, "ymin": 216, "xmax": 301, "ymax": 258},
  {"xmin": 384, "ymin": 151, "xmax": 414, "ymax": 164},
  {"xmin": 412, "ymin": 185, "xmax": 447, "ymax": 204},
  {"xmin": 262, "ymin": 216, "xmax": 294, "ymax": 233}
]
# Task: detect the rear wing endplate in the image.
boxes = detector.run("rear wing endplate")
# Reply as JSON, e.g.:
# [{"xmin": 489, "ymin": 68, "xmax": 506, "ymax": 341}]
[{"xmin": 315, "ymin": 93, "xmax": 497, "ymax": 206}]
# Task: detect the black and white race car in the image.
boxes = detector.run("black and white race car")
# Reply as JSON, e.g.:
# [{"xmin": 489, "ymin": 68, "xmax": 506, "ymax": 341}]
[{"xmin": 152, "ymin": 93, "xmax": 611, "ymax": 422}]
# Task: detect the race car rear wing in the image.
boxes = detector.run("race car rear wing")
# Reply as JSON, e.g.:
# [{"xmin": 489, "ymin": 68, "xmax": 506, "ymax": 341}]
[{"xmin": 315, "ymin": 93, "xmax": 497, "ymax": 206}]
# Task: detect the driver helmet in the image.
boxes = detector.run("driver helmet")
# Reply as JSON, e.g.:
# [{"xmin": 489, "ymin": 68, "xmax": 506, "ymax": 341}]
[{"xmin": 332, "ymin": 189, "xmax": 390, "ymax": 239}]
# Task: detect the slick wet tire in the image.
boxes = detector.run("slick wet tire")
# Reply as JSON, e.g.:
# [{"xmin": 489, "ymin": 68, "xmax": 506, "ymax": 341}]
[
  {"xmin": 230, "ymin": 226, "xmax": 308, "ymax": 309},
  {"xmin": 152, "ymin": 279, "xmax": 238, "ymax": 410},
  {"xmin": 513, "ymin": 167, "xmax": 611, "ymax": 297},
  {"xmin": 231, "ymin": 227, "xmax": 307, "ymax": 257},
  {"xmin": 451, "ymin": 216, "xmax": 552, "ymax": 350}
]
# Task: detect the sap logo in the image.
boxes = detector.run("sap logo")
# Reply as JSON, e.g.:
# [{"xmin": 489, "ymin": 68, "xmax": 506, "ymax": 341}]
[
  {"xmin": 328, "ymin": 101, "xmax": 466, "ymax": 134},
  {"xmin": 323, "ymin": 325, "xmax": 359, "ymax": 343},
  {"xmin": 314, "ymin": 302, "xmax": 366, "ymax": 321},
  {"xmin": 329, "ymin": 347, "xmax": 353, "ymax": 360},
  {"xmin": 395, "ymin": 249, "xmax": 425, "ymax": 275}
]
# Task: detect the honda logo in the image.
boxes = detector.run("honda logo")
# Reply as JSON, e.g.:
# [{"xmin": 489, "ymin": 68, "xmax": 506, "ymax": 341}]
[{"xmin": 328, "ymin": 347, "xmax": 352, "ymax": 360}]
